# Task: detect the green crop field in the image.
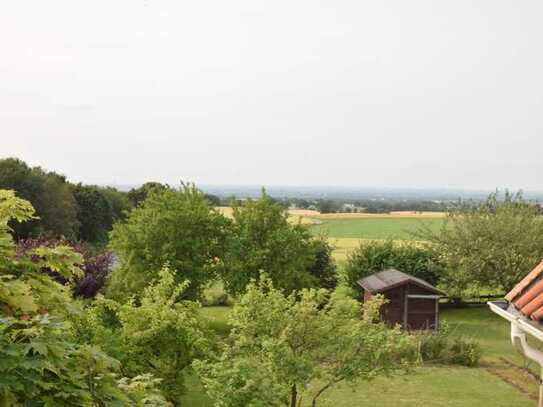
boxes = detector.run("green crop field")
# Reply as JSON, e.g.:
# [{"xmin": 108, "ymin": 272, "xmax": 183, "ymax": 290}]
[
  {"xmin": 181, "ymin": 306, "xmax": 536, "ymax": 406},
  {"xmin": 310, "ymin": 217, "xmax": 444, "ymax": 240}
]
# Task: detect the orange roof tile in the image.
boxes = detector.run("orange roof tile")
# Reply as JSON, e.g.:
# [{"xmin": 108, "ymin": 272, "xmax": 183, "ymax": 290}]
[
  {"xmin": 505, "ymin": 261, "xmax": 543, "ymax": 302},
  {"xmin": 532, "ymin": 306, "xmax": 543, "ymax": 321},
  {"xmin": 506, "ymin": 260, "xmax": 543, "ymax": 321}
]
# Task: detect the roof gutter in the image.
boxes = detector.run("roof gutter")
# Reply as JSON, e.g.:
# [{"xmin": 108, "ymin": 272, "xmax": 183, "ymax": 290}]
[{"xmin": 488, "ymin": 301, "xmax": 543, "ymax": 407}]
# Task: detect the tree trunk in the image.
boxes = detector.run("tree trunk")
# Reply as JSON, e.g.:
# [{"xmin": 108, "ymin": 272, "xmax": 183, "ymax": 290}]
[
  {"xmin": 290, "ymin": 384, "xmax": 297, "ymax": 407},
  {"xmin": 311, "ymin": 382, "xmax": 334, "ymax": 407}
]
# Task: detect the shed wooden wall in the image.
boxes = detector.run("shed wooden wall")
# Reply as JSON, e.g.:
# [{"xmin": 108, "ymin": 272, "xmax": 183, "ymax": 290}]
[
  {"xmin": 362, "ymin": 283, "xmax": 438, "ymax": 330},
  {"xmin": 406, "ymin": 283, "xmax": 438, "ymax": 330}
]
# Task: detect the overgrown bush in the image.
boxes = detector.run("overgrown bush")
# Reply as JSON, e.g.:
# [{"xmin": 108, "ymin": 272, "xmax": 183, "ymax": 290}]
[
  {"xmin": 415, "ymin": 324, "xmax": 482, "ymax": 367},
  {"xmin": 16, "ymin": 237, "xmax": 113, "ymax": 298},
  {"xmin": 448, "ymin": 337, "xmax": 482, "ymax": 366},
  {"xmin": 343, "ymin": 240, "xmax": 439, "ymax": 291}
]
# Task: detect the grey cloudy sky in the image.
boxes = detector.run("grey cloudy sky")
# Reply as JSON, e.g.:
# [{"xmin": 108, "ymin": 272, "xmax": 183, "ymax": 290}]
[{"xmin": 1, "ymin": 0, "xmax": 542, "ymax": 190}]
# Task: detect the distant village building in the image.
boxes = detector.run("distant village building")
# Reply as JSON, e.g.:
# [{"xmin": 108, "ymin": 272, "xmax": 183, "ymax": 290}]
[{"xmin": 358, "ymin": 269, "xmax": 443, "ymax": 330}]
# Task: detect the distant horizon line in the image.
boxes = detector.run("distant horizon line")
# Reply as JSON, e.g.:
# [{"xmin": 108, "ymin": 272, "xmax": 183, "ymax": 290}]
[{"xmin": 103, "ymin": 182, "xmax": 542, "ymax": 194}]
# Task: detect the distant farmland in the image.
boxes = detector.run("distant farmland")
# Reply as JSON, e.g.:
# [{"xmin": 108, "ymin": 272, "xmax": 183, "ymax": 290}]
[{"xmin": 310, "ymin": 217, "xmax": 444, "ymax": 240}]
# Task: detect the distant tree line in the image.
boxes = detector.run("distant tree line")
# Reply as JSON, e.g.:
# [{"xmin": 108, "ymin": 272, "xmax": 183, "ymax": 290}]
[
  {"xmin": 352, "ymin": 199, "xmax": 449, "ymax": 213},
  {"xmin": 244, "ymin": 196, "xmax": 454, "ymax": 214},
  {"xmin": 0, "ymin": 158, "xmax": 224, "ymax": 245},
  {"xmin": 0, "ymin": 158, "xmax": 130, "ymax": 243}
]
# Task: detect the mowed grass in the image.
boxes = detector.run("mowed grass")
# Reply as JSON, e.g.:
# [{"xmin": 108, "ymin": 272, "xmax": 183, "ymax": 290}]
[
  {"xmin": 310, "ymin": 217, "xmax": 444, "ymax": 240},
  {"xmin": 181, "ymin": 306, "xmax": 536, "ymax": 406}
]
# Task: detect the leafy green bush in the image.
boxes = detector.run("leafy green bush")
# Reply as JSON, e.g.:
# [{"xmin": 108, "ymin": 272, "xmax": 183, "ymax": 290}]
[
  {"xmin": 343, "ymin": 240, "xmax": 439, "ymax": 291},
  {"xmin": 415, "ymin": 324, "xmax": 482, "ymax": 367},
  {"xmin": 417, "ymin": 330, "xmax": 449, "ymax": 362},
  {"xmin": 448, "ymin": 337, "xmax": 482, "ymax": 367},
  {"xmin": 76, "ymin": 266, "xmax": 210, "ymax": 403}
]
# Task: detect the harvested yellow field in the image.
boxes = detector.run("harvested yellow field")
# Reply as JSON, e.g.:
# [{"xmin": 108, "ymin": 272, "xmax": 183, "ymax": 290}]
[
  {"xmin": 288, "ymin": 215, "xmax": 320, "ymax": 225},
  {"xmin": 216, "ymin": 206, "xmax": 234, "ymax": 217},
  {"xmin": 288, "ymin": 209, "xmax": 321, "ymax": 217},
  {"xmin": 217, "ymin": 207, "xmax": 444, "ymax": 220},
  {"xmin": 215, "ymin": 207, "xmax": 320, "ymax": 225}
]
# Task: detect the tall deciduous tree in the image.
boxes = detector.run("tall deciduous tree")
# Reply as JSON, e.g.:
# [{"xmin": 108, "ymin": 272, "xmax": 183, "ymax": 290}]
[
  {"xmin": 72, "ymin": 184, "xmax": 113, "ymax": 243},
  {"xmin": 220, "ymin": 191, "xmax": 319, "ymax": 296},
  {"xmin": 307, "ymin": 235, "xmax": 338, "ymax": 290},
  {"xmin": 108, "ymin": 185, "xmax": 230, "ymax": 300},
  {"xmin": 418, "ymin": 190, "xmax": 543, "ymax": 296},
  {"xmin": 194, "ymin": 275, "xmax": 415, "ymax": 407},
  {"xmin": 127, "ymin": 182, "xmax": 169, "ymax": 207}
]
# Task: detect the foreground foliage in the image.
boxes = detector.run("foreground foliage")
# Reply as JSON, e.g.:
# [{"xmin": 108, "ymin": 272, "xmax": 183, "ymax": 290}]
[
  {"xmin": 194, "ymin": 275, "xmax": 416, "ymax": 407},
  {"xmin": 76, "ymin": 266, "xmax": 210, "ymax": 403},
  {"xmin": 0, "ymin": 189, "xmax": 168, "ymax": 405}
]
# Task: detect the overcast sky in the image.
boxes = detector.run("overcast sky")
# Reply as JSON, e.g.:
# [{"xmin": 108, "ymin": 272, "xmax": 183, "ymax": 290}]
[{"xmin": 1, "ymin": 0, "xmax": 542, "ymax": 190}]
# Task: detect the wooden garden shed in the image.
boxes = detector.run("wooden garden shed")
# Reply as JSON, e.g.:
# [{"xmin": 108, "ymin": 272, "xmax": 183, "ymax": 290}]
[{"xmin": 357, "ymin": 269, "xmax": 443, "ymax": 331}]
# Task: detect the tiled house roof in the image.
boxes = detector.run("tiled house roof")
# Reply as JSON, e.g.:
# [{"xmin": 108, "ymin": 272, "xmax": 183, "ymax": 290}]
[{"xmin": 505, "ymin": 261, "xmax": 543, "ymax": 320}]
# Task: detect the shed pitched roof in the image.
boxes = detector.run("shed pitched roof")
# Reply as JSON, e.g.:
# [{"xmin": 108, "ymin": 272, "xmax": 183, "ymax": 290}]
[
  {"xmin": 505, "ymin": 260, "xmax": 543, "ymax": 321},
  {"xmin": 357, "ymin": 269, "xmax": 443, "ymax": 295}
]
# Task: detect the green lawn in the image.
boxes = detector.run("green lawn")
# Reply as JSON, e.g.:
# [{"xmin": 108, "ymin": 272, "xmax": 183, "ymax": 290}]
[
  {"xmin": 181, "ymin": 306, "xmax": 537, "ymax": 406},
  {"xmin": 310, "ymin": 218, "xmax": 443, "ymax": 240}
]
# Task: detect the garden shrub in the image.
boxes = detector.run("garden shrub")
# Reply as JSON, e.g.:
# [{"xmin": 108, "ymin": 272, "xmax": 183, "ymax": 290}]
[
  {"xmin": 449, "ymin": 337, "xmax": 482, "ymax": 367},
  {"xmin": 415, "ymin": 324, "xmax": 482, "ymax": 367},
  {"xmin": 417, "ymin": 330, "xmax": 449, "ymax": 362}
]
